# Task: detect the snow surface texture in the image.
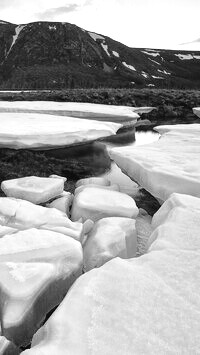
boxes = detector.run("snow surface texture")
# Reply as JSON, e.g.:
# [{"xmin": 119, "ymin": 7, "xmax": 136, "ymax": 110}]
[
  {"xmin": 83, "ymin": 217, "xmax": 137, "ymax": 271},
  {"xmin": 109, "ymin": 124, "xmax": 200, "ymax": 201},
  {"xmin": 71, "ymin": 187, "xmax": 139, "ymax": 222},
  {"xmin": 0, "ymin": 113, "xmax": 122, "ymax": 149},
  {"xmin": 0, "ymin": 102, "xmax": 139, "ymax": 123},
  {"xmin": 23, "ymin": 193, "xmax": 200, "ymax": 355},
  {"xmin": 1, "ymin": 176, "xmax": 64, "ymax": 204},
  {"xmin": 0, "ymin": 197, "xmax": 83, "ymax": 241},
  {"xmin": 193, "ymin": 107, "xmax": 200, "ymax": 118},
  {"xmin": 0, "ymin": 228, "xmax": 83, "ymax": 346}
]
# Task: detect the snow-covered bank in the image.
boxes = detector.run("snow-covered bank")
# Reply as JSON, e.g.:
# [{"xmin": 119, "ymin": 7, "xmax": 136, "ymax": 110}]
[
  {"xmin": 109, "ymin": 124, "xmax": 200, "ymax": 202},
  {"xmin": 0, "ymin": 113, "xmax": 122, "ymax": 149}
]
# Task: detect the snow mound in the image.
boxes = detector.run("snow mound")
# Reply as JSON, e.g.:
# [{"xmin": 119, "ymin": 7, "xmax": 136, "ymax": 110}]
[{"xmin": 109, "ymin": 124, "xmax": 200, "ymax": 201}]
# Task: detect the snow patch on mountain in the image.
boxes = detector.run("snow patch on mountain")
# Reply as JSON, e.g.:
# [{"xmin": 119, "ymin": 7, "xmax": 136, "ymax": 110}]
[
  {"xmin": 175, "ymin": 53, "xmax": 193, "ymax": 60},
  {"xmin": 7, "ymin": 25, "xmax": 25, "ymax": 56},
  {"xmin": 101, "ymin": 43, "xmax": 110, "ymax": 56},
  {"xmin": 158, "ymin": 69, "xmax": 171, "ymax": 75},
  {"xmin": 88, "ymin": 32, "xmax": 104, "ymax": 41},
  {"xmin": 152, "ymin": 75, "xmax": 164, "ymax": 79},
  {"xmin": 122, "ymin": 62, "xmax": 136, "ymax": 71},
  {"xmin": 141, "ymin": 71, "xmax": 148, "ymax": 78},
  {"xmin": 149, "ymin": 58, "xmax": 161, "ymax": 65},
  {"xmin": 49, "ymin": 25, "xmax": 57, "ymax": 31},
  {"xmin": 112, "ymin": 51, "xmax": 120, "ymax": 57},
  {"xmin": 142, "ymin": 51, "xmax": 160, "ymax": 57}
]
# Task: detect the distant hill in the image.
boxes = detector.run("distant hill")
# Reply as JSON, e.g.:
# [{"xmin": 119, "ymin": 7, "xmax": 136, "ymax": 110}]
[{"xmin": 0, "ymin": 20, "xmax": 200, "ymax": 89}]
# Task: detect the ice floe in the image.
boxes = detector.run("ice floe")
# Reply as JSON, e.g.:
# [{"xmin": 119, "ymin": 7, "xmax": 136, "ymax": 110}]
[
  {"xmin": 109, "ymin": 124, "xmax": 200, "ymax": 201},
  {"xmin": 71, "ymin": 187, "xmax": 139, "ymax": 222},
  {"xmin": 23, "ymin": 193, "xmax": 200, "ymax": 354},
  {"xmin": 0, "ymin": 113, "xmax": 122, "ymax": 149},
  {"xmin": 0, "ymin": 101, "xmax": 139, "ymax": 123},
  {"xmin": 1, "ymin": 176, "xmax": 64, "ymax": 204}
]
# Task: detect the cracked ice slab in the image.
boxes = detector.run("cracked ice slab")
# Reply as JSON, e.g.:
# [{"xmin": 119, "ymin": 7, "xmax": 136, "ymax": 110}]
[
  {"xmin": 109, "ymin": 124, "xmax": 200, "ymax": 202},
  {"xmin": 0, "ymin": 102, "xmax": 139, "ymax": 123},
  {"xmin": 22, "ymin": 194, "xmax": 200, "ymax": 355},
  {"xmin": 0, "ymin": 113, "xmax": 122, "ymax": 149},
  {"xmin": 1, "ymin": 176, "xmax": 64, "ymax": 204},
  {"xmin": 0, "ymin": 197, "xmax": 83, "ymax": 241},
  {"xmin": 0, "ymin": 229, "xmax": 83, "ymax": 346}
]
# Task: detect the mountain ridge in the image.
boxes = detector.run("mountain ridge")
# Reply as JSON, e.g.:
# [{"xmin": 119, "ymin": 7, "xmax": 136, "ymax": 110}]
[{"xmin": 0, "ymin": 20, "xmax": 200, "ymax": 89}]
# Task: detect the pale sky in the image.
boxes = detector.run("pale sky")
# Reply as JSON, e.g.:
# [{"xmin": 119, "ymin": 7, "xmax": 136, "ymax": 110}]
[{"xmin": 1, "ymin": 0, "xmax": 200, "ymax": 50}]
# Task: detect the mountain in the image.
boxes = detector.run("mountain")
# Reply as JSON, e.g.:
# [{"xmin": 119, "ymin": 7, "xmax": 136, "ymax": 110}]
[{"xmin": 0, "ymin": 20, "xmax": 200, "ymax": 89}]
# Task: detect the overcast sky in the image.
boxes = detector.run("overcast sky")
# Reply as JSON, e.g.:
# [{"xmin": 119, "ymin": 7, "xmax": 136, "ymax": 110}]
[{"xmin": 1, "ymin": 0, "xmax": 200, "ymax": 50}]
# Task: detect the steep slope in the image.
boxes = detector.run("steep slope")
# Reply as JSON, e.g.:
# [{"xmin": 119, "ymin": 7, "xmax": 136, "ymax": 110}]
[{"xmin": 0, "ymin": 20, "xmax": 200, "ymax": 89}]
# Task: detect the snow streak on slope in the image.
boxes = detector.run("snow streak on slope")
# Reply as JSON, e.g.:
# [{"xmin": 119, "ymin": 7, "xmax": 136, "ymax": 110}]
[
  {"xmin": 7, "ymin": 25, "xmax": 25, "ymax": 56},
  {"xmin": 122, "ymin": 62, "xmax": 136, "ymax": 71},
  {"xmin": 112, "ymin": 51, "xmax": 119, "ymax": 57},
  {"xmin": 142, "ymin": 51, "xmax": 160, "ymax": 57},
  {"xmin": 88, "ymin": 32, "xmax": 104, "ymax": 41}
]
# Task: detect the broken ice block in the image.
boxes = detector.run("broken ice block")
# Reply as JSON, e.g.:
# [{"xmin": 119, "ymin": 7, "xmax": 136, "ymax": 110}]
[
  {"xmin": 75, "ymin": 177, "xmax": 110, "ymax": 188},
  {"xmin": 83, "ymin": 217, "xmax": 137, "ymax": 271},
  {"xmin": 0, "ymin": 197, "xmax": 83, "ymax": 241},
  {"xmin": 46, "ymin": 192, "xmax": 73, "ymax": 216},
  {"xmin": 71, "ymin": 187, "xmax": 139, "ymax": 222},
  {"xmin": 1, "ymin": 176, "xmax": 64, "ymax": 204},
  {"xmin": 0, "ymin": 229, "xmax": 83, "ymax": 346},
  {"xmin": 22, "ymin": 193, "xmax": 200, "ymax": 355}
]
